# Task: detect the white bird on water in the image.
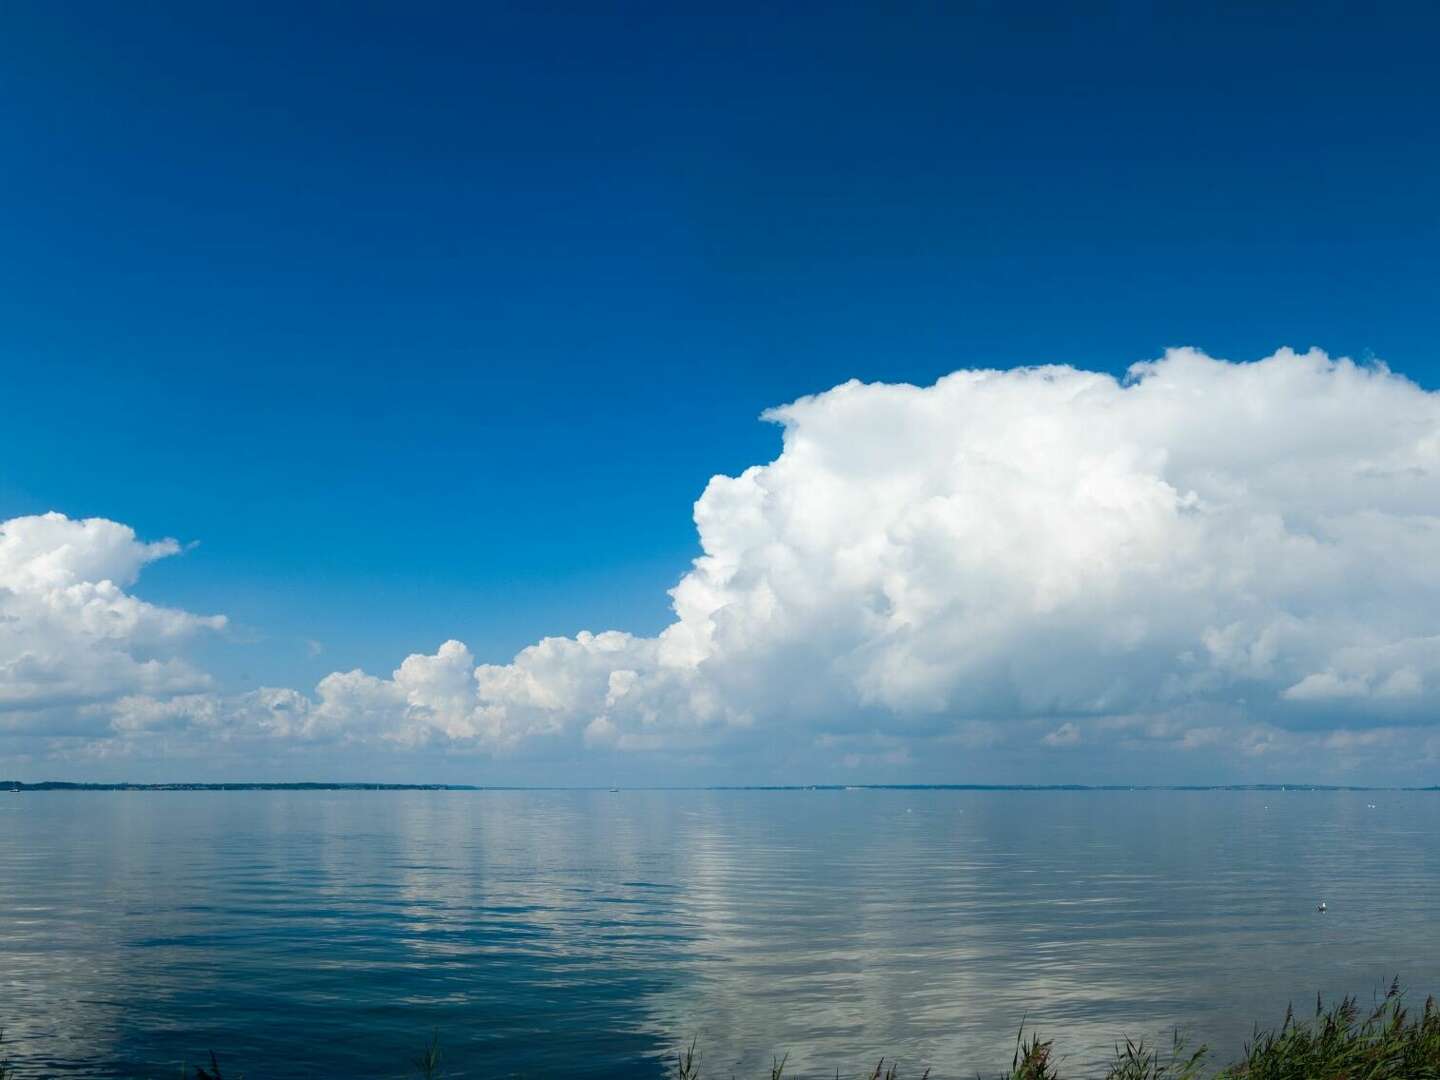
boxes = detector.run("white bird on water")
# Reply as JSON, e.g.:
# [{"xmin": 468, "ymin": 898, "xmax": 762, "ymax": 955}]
[{"xmin": 1317, "ymin": 900, "xmax": 1328, "ymax": 913}]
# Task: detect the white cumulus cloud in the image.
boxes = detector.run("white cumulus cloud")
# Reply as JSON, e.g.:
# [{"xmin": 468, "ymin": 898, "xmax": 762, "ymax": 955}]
[
  {"xmin": 0, "ymin": 513, "xmax": 225, "ymax": 731},
  {"xmin": 422, "ymin": 346, "xmax": 1440, "ymax": 760},
  {"xmin": 5, "ymin": 347, "xmax": 1440, "ymax": 778}
]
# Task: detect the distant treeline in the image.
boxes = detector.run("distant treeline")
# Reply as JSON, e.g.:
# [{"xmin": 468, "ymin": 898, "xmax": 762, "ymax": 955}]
[
  {"xmin": 3, "ymin": 781, "xmax": 1438, "ymax": 793},
  {"xmin": 0, "ymin": 781, "xmax": 481, "ymax": 792}
]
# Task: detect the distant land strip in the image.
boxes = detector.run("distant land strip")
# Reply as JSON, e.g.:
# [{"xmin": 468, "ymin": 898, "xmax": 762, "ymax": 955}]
[{"xmin": 3, "ymin": 781, "xmax": 1438, "ymax": 792}]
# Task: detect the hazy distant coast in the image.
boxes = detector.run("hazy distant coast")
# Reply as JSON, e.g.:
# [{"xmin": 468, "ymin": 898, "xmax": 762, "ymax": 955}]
[
  {"xmin": 0, "ymin": 781, "xmax": 481, "ymax": 792},
  {"xmin": 4, "ymin": 781, "xmax": 1438, "ymax": 793}
]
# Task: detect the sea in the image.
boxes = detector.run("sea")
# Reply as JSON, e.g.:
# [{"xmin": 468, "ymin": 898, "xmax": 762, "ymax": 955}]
[{"xmin": 1, "ymin": 788, "xmax": 1437, "ymax": 1077}]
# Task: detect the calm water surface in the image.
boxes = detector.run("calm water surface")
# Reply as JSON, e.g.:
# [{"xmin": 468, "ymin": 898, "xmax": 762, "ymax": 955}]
[{"xmin": 1, "ymin": 790, "xmax": 1437, "ymax": 1077}]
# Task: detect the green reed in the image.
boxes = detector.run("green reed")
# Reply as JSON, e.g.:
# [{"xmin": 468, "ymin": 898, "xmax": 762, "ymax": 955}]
[{"xmin": 668, "ymin": 981, "xmax": 1440, "ymax": 1080}]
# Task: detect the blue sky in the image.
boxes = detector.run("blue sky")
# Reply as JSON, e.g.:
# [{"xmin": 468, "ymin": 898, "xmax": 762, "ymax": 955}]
[{"xmin": 3, "ymin": 5, "xmax": 1439, "ymax": 783}]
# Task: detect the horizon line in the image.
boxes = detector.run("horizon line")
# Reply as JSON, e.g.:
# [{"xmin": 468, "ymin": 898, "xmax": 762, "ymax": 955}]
[{"xmin": 4, "ymin": 780, "xmax": 1437, "ymax": 793}]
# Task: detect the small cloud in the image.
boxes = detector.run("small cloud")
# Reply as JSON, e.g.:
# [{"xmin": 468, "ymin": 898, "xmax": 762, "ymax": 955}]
[
  {"xmin": 305, "ymin": 639, "xmax": 325, "ymax": 658},
  {"xmin": 1322, "ymin": 728, "xmax": 1400, "ymax": 752},
  {"xmin": 1179, "ymin": 726, "xmax": 1226, "ymax": 750},
  {"xmin": 1043, "ymin": 722, "xmax": 1081, "ymax": 747},
  {"xmin": 1283, "ymin": 672, "xmax": 1369, "ymax": 701}
]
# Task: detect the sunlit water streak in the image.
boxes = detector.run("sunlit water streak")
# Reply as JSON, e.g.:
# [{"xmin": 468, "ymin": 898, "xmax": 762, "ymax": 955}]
[{"xmin": 1, "ymin": 790, "xmax": 1437, "ymax": 1077}]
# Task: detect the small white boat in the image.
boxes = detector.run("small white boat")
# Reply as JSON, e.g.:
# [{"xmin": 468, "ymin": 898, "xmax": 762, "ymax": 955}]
[{"xmin": 1317, "ymin": 900, "xmax": 1327, "ymax": 913}]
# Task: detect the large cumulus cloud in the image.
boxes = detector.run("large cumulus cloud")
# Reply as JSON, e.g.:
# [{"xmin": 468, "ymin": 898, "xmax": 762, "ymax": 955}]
[
  {"xmin": 432, "ymin": 346, "xmax": 1440, "ymax": 758},
  {"xmin": 5, "ymin": 348, "xmax": 1440, "ymax": 775}
]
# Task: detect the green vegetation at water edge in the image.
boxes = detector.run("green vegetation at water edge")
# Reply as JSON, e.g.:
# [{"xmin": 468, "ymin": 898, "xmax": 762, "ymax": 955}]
[{"xmin": 978, "ymin": 983, "xmax": 1440, "ymax": 1079}]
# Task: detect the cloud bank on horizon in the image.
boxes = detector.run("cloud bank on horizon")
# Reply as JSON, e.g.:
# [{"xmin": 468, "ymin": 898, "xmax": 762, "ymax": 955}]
[{"xmin": 5, "ymin": 348, "xmax": 1440, "ymax": 780}]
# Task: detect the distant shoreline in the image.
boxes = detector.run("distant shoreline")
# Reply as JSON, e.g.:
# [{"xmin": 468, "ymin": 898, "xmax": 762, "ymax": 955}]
[{"xmin": 3, "ymin": 781, "xmax": 1438, "ymax": 793}]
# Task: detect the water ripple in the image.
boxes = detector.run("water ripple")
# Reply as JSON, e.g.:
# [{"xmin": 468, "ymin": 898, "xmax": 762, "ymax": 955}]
[{"xmin": 0, "ymin": 790, "xmax": 1437, "ymax": 1077}]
